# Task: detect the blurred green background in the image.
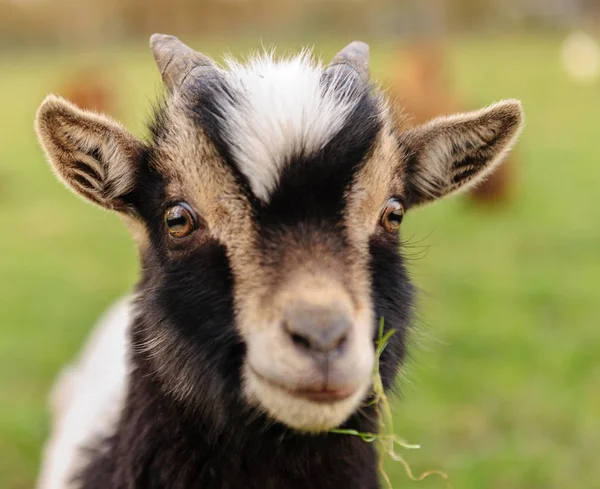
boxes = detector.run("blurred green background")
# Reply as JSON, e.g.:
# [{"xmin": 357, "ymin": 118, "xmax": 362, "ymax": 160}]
[{"xmin": 1, "ymin": 1, "xmax": 599, "ymax": 488}]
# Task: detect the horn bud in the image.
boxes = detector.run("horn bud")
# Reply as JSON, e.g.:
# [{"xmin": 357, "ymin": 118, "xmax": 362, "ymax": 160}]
[
  {"xmin": 150, "ymin": 34, "xmax": 218, "ymax": 93},
  {"xmin": 324, "ymin": 41, "xmax": 371, "ymax": 85}
]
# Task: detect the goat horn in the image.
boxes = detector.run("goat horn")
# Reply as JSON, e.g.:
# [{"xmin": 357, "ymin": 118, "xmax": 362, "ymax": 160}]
[
  {"xmin": 323, "ymin": 41, "xmax": 371, "ymax": 85},
  {"xmin": 150, "ymin": 34, "xmax": 218, "ymax": 93}
]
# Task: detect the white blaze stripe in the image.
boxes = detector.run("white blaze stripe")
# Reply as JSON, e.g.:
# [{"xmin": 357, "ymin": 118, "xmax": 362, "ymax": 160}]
[{"xmin": 216, "ymin": 50, "xmax": 362, "ymax": 201}]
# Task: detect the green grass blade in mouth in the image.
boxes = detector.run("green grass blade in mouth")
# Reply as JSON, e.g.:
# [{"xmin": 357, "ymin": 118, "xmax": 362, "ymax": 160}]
[{"xmin": 330, "ymin": 317, "xmax": 450, "ymax": 488}]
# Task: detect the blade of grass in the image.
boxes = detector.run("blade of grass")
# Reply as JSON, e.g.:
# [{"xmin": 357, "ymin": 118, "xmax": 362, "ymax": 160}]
[{"xmin": 330, "ymin": 317, "xmax": 450, "ymax": 488}]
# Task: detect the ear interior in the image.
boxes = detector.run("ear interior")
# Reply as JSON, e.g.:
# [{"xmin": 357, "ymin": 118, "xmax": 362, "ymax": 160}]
[
  {"xmin": 400, "ymin": 99, "xmax": 524, "ymax": 207},
  {"xmin": 35, "ymin": 95, "xmax": 144, "ymax": 211}
]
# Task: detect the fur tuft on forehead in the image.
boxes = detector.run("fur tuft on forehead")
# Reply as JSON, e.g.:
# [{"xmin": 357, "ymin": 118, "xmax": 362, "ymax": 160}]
[{"xmin": 188, "ymin": 49, "xmax": 378, "ymax": 202}]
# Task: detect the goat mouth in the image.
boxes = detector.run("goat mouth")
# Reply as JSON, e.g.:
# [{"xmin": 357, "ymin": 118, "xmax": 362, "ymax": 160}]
[
  {"xmin": 249, "ymin": 368, "xmax": 358, "ymax": 404},
  {"xmin": 291, "ymin": 387, "xmax": 357, "ymax": 403}
]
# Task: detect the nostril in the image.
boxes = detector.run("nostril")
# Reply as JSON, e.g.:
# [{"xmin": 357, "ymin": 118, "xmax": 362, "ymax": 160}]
[
  {"xmin": 334, "ymin": 333, "xmax": 348, "ymax": 352},
  {"xmin": 290, "ymin": 332, "xmax": 312, "ymax": 350}
]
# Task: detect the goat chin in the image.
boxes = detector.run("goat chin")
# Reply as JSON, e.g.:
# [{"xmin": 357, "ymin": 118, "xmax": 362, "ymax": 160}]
[{"xmin": 36, "ymin": 298, "xmax": 132, "ymax": 489}]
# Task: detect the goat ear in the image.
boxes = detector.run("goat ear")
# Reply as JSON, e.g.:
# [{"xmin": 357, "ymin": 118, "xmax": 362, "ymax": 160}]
[
  {"xmin": 35, "ymin": 95, "xmax": 144, "ymax": 212},
  {"xmin": 399, "ymin": 99, "xmax": 524, "ymax": 208}
]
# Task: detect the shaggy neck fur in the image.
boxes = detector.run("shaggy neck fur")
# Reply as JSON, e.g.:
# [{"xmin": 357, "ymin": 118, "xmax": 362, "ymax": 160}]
[{"xmin": 77, "ymin": 354, "xmax": 381, "ymax": 489}]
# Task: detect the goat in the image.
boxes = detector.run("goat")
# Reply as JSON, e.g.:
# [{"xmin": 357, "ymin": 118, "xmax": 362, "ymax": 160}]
[{"xmin": 35, "ymin": 34, "xmax": 523, "ymax": 489}]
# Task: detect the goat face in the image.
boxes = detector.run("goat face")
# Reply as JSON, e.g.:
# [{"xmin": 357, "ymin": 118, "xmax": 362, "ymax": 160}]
[{"xmin": 35, "ymin": 35, "xmax": 523, "ymax": 433}]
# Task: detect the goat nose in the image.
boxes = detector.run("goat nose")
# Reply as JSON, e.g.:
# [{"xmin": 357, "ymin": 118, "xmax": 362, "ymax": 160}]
[{"xmin": 283, "ymin": 303, "xmax": 351, "ymax": 354}]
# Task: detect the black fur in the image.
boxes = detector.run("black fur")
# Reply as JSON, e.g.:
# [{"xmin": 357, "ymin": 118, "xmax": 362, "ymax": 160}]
[{"xmin": 75, "ymin": 81, "xmax": 414, "ymax": 489}]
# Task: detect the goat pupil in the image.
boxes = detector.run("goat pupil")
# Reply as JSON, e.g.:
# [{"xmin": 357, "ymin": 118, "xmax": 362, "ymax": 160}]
[
  {"xmin": 167, "ymin": 214, "xmax": 185, "ymax": 229},
  {"xmin": 388, "ymin": 211, "xmax": 403, "ymax": 224}
]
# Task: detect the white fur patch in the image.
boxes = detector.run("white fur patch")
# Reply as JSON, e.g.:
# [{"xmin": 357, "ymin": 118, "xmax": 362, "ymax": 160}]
[
  {"xmin": 216, "ymin": 50, "xmax": 363, "ymax": 201},
  {"xmin": 36, "ymin": 298, "xmax": 132, "ymax": 489}
]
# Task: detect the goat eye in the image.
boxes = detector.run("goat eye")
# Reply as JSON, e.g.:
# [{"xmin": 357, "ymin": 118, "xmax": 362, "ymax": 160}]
[
  {"xmin": 164, "ymin": 203, "xmax": 197, "ymax": 238},
  {"xmin": 380, "ymin": 198, "xmax": 405, "ymax": 233}
]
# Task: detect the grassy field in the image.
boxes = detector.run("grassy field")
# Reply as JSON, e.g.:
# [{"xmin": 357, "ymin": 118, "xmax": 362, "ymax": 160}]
[{"xmin": 0, "ymin": 35, "xmax": 599, "ymax": 488}]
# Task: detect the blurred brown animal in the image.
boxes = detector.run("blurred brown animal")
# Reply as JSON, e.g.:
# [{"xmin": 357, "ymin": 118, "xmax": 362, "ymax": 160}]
[
  {"xmin": 388, "ymin": 42, "xmax": 516, "ymax": 205},
  {"xmin": 58, "ymin": 68, "xmax": 116, "ymax": 115}
]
